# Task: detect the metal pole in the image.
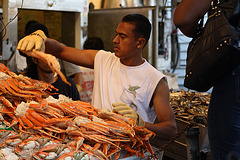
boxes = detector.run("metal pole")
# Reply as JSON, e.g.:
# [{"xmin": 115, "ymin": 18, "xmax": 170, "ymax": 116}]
[{"xmin": 186, "ymin": 126, "xmax": 200, "ymax": 160}]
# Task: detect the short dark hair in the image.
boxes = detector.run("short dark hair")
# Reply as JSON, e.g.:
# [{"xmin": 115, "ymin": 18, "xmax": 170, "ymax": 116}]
[
  {"xmin": 24, "ymin": 20, "xmax": 50, "ymax": 38},
  {"xmin": 83, "ymin": 37, "xmax": 104, "ymax": 50},
  {"xmin": 121, "ymin": 14, "xmax": 151, "ymax": 47}
]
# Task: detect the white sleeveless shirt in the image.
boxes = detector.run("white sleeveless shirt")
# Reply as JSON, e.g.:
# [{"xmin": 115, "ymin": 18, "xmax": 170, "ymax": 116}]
[{"xmin": 92, "ymin": 50, "xmax": 166, "ymax": 123}]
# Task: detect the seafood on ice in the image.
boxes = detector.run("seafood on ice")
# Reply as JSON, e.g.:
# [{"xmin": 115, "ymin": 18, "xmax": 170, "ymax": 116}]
[
  {"xmin": 0, "ymin": 63, "xmax": 58, "ymax": 102},
  {"xmin": 0, "ymin": 63, "xmax": 157, "ymax": 159},
  {"xmin": 0, "ymin": 95, "xmax": 156, "ymax": 159}
]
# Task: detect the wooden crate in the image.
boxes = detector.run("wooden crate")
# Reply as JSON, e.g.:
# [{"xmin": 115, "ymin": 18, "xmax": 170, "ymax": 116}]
[{"xmin": 150, "ymin": 118, "xmax": 208, "ymax": 160}]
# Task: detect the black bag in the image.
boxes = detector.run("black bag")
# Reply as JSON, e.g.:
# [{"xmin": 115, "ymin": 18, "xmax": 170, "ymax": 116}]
[{"xmin": 184, "ymin": 0, "xmax": 240, "ymax": 92}]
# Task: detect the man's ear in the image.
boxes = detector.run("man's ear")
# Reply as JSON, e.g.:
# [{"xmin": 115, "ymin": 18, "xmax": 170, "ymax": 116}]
[
  {"xmin": 137, "ymin": 38, "xmax": 146, "ymax": 48},
  {"xmin": 32, "ymin": 57, "xmax": 38, "ymax": 64}
]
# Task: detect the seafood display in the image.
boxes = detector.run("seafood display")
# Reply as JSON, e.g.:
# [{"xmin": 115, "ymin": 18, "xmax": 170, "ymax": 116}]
[
  {"xmin": 170, "ymin": 89, "xmax": 210, "ymax": 124},
  {"xmin": 0, "ymin": 63, "xmax": 156, "ymax": 160},
  {"xmin": 0, "ymin": 63, "xmax": 58, "ymax": 102}
]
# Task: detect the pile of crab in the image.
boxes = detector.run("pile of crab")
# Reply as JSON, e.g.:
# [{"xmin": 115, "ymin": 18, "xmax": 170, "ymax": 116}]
[{"xmin": 0, "ymin": 63, "xmax": 156, "ymax": 160}]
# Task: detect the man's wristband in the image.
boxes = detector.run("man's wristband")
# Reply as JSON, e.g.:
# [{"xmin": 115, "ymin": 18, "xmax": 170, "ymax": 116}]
[{"xmin": 30, "ymin": 33, "xmax": 45, "ymax": 41}]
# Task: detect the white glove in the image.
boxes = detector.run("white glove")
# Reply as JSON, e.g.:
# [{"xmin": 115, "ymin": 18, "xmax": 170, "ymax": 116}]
[
  {"xmin": 112, "ymin": 102, "xmax": 145, "ymax": 127},
  {"xmin": 17, "ymin": 30, "xmax": 47, "ymax": 52}
]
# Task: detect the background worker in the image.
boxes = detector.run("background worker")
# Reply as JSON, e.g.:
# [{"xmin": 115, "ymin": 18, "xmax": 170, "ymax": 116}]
[
  {"xmin": 8, "ymin": 20, "xmax": 82, "ymax": 96},
  {"xmin": 21, "ymin": 21, "xmax": 80, "ymax": 100}
]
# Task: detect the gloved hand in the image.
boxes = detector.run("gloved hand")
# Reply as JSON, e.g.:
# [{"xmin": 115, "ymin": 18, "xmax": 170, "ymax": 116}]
[
  {"xmin": 17, "ymin": 30, "xmax": 47, "ymax": 52},
  {"xmin": 112, "ymin": 102, "xmax": 145, "ymax": 127}
]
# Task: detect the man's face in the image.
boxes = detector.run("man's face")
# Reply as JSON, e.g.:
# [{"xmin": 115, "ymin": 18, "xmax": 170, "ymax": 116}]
[{"xmin": 113, "ymin": 22, "xmax": 139, "ymax": 59}]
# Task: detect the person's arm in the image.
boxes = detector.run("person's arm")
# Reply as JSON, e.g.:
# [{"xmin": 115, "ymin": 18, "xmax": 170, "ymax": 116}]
[
  {"xmin": 17, "ymin": 33, "xmax": 99, "ymax": 69},
  {"xmin": 145, "ymin": 78, "xmax": 177, "ymax": 140},
  {"xmin": 45, "ymin": 38, "xmax": 98, "ymax": 69},
  {"xmin": 173, "ymin": 0, "xmax": 211, "ymax": 37}
]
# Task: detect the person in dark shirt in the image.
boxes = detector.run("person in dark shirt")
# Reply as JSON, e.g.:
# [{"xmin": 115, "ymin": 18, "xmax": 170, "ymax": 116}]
[
  {"xmin": 22, "ymin": 21, "xmax": 80, "ymax": 100},
  {"xmin": 50, "ymin": 75, "xmax": 80, "ymax": 100},
  {"xmin": 174, "ymin": 0, "xmax": 240, "ymax": 159},
  {"xmin": 25, "ymin": 56, "xmax": 80, "ymax": 100}
]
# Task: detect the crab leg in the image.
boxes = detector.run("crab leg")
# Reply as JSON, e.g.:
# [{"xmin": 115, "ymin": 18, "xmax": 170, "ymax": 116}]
[
  {"xmin": 37, "ymin": 129, "xmax": 63, "ymax": 141},
  {"xmin": 102, "ymin": 143, "xmax": 110, "ymax": 156},
  {"xmin": 29, "ymin": 99, "xmax": 48, "ymax": 110},
  {"xmin": 78, "ymin": 122, "xmax": 110, "ymax": 135},
  {"xmin": 5, "ymin": 78, "xmax": 45, "ymax": 97},
  {"xmin": 17, "ymin": 136, "xmax": 40, "ymax": 150},
  {"xmin": 36, "ymin": 108, "xmax": 64, "ymax": 118},
  {"xmin": 48, "ymin": 104, "xmax": 64, "ymax": 115},
  {"xmin": 0, "ymin": 96, "xmax": 16, "ymax": 110},
  {"xmin": 7, "ymin": 71, "xmax": 32, "ymax": 85},
  {"xmin": 0, "ymin": 105, "xmax": 19, "ymax": 128},
  {"xmin": 45, "ymin": 117, "xmax": 73, "ymax": 125},
  {"xmin": 82, "ymin": 143, "xmax": 108, "ymax": 160},
  {"xmin": 25, "ymin": 112, "xmax": 44, "ymax": 127},
  {"xmin": 0, "ymin": 84, "xmax": 9, "ymax": 95},
  {"xmin": 123, "ymin": 144, "xmax": 139, "ymax": 157},
  {"xmin": 60, "ymin": 102, "xmax": 90, "ymax": 117},
  {"xmin": 0, "ymin": 63, "xmax": 9, "ymax": 72},
  {"xmin": 48, "ymin": 103, "xmax": 65, "ymax": 115},
  {"xmin": 19, "ymin": 115, "xmax": 34, "ymax": 128},
  {"xmin": 27, "ymin": 108, "xmax": 47, "ymax": 123},
  {"xmin": 44, "ymin": 126, "xmax": 66, "ymax": 133},
  {"xmin": 99, "ymin": 109, "xmax": 136, "ymax": 127},
  {"xmin": 75, "ymin": 137, "xmax": 85, "ymax": 151},
  {"xmin": 69, "ymin": 101, "xmax": 96, "ymax": 114},
  {"xmin": 0, "ymin": 80, "xmax": 35, "ymax": 98}
]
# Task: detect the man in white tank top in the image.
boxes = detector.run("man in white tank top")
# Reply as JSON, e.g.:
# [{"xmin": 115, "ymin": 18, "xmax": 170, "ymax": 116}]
[{"xmin": 17, "ymin": 14, "xmax": 177, "ymax": 140}]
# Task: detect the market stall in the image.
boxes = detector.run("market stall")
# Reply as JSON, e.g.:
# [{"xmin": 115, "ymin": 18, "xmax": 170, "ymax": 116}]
[{"xmin": 151, "ymin": 90, "xmax": 211, "ymax": 160}]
